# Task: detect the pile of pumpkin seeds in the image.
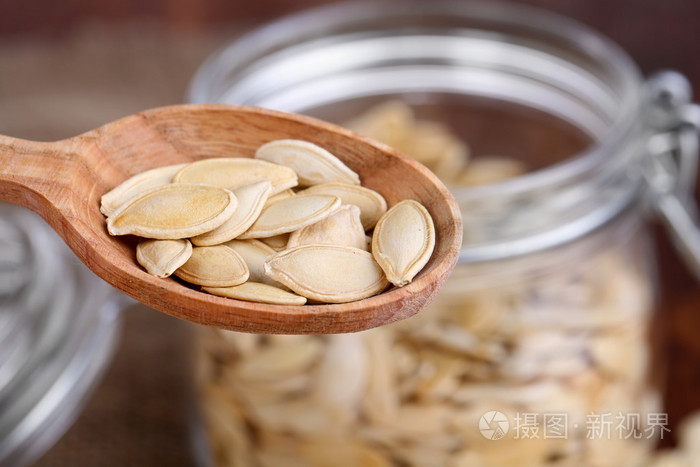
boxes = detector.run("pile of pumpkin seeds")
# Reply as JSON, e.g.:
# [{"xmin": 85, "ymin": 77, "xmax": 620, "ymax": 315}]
[
  {"xmin": 195, "ymin": 102, "xmax": 659, "ymax": 467},
  {"xmin": 101, "ymin": 139, "xmax": 435, "ymax": 305}
]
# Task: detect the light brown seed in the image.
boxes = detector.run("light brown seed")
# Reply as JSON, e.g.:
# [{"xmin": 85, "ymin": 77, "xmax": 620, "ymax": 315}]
[
  {"xmin": 264, "ymin": 245, "xmax": 389, "ymax": 303},
  {"xmin": 255, "ymin": 139, "xmax": 361, "ymax": 186},
  {"xmin": 263, "ymin": 188, "xmax": 295, "ymax": 209},
  {"xmin": 106, "ymin": 183, "xmax": 238, "ymax": 239},
  {"xmin": 223, "ymin": 239, "xmax": 284, "ymax": 287},
  {"xmin": 235, "ymin": 338, "xmax": 323, "ymax": 382},
  {"xmin": 173, "ymin": 157, "xmax": 298, "ymax": 195},
  {"xmin": 239, "ymin": 194, "xmax": 341, "ymax": 239},
  {"xmin": 298, "ymin": 183, "xmax": 387, "ymax": 230},
  {"xmin": 136, "ymin": 238, "xmax": 193, "ymax": 278},
  {"xmin": 287, "ymin": 204, "xmax": 367, "ymax": 250},
  {"xmin": 174, "ymin": 244, "xmax": 249, "ymax": 287},
  {"xmin": 259, "ymin": 233, "xmax": 290, "ymax": 250},
  {"xmin": 191, "ymin": 181, "xmax": 273, "ymax": 246},
  {"xmin": 100, "ymin": 163, "xmax": 187, "ymax": 216},
  {"xmin": 203, "ymin": 282, "xmax": 307, "ymax": 306},
  {"xmin": 372, "ymin": 199, "xmax": 435, "ymax": 286},
  {"xmin": 299, "ymin": 438, "xmax": 393, "ymax": 467},
  {"xmin": 311, "ymin": 333, "xmax": 368, "ymax": 414}
]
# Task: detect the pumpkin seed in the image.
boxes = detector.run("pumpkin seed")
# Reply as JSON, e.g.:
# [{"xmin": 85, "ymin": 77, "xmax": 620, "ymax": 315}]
[
  {"xmin": 259, "ymin": 233, "xmax": 290, "ymax": 250},
  {"xmin": 255, "ymin": 139, "xmax": 360, "ymax": 187},
  {"xmin": 191, "ymin": 181, "xmax": 272, "ymax": 246},
  {"xmin": 298, "ymin": 183, "xmax": 387, "ymax": 230},
  {"xmin": 372, "ymin": 199, "xmax": 435, "ymax": 286},
  {"xmin": 223, "ymin": 239, "xmax": 283, "ymax": 287},
  {"xmin": 264, "ymin": 245, "xmax": 388, "ymax": 303},
  {"xmin": 203, "ymin": 282, "xmax": 307, "ymax": 306},
  {"xmin": 287, "ymin": 204, "xmax": 367, "ymax": 250},
  {"xmin": 173, "ymin": 157, "xmax": 297, "ymax": 195},
  {"xmin": 107, "ymin": 183, "xmax": 237, "ymax": 239},
  {"xmin": 100, "ymin": 163, "xmax": 187, "ymax": 216},
  {"xmin": 263, "ymin": 188, "xmax": 295, "ymax": 208},
  {"xmin": 239, "ymin": 194, "xmax": 341, "ymax": 239},
  {"xmin": 136, "ymin": 238, "xmax": 192, "ymax": 278},
  {"xmin": 174, "ymin": 244, "xmax": 249, "ymax": 287}
]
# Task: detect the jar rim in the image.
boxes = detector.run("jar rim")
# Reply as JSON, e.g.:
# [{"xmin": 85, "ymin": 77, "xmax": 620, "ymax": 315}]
[
  {"xmin": 188, "ymin": 0, "xmax": 647, "ymax": 260},
  {"xmin": 189, "ymin": 0, "xmax": 643, "ymax": 173}
]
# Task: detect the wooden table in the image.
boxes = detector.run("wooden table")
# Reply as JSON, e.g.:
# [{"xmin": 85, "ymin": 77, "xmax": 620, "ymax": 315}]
[{"xmin": 0, "ymin": 0, "xmax": 697, "ymax": 464}]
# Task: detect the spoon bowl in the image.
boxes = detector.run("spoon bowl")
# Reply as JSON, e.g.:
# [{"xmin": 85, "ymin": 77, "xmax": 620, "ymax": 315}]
[{"xmin": 0, "ymin": 104, "xmax": 461, "ymax": 334}]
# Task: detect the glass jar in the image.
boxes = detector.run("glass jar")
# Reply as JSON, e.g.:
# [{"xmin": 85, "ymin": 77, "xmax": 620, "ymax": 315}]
[
  {"xmin": 188, "ymin": 2, "xmax": 700, "ymax": 466},
  {"xmin": 0, "ymin": 202, "xmax": 123, "ymax": 467}
]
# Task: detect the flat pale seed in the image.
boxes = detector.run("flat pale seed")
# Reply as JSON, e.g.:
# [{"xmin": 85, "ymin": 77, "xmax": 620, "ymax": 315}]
[
  {"xmin": 100, "ymin": 163, "xmax": 187, "ymax": 216},
  {"xmin": 255, "ymin": 139, "xmax": 361, "ymax": 187},
  {"xmin": 287, "ymin": 204, "xmax": 367, "ymax": 250},
  {"xmin": 174, "ymin": 244, "xmax": 249, "ymax": 287},
  {"xmin": 263, "ymin": 188, "xmax": 295, "ymax": 209},
  {"xmin": 311, "ymin": 333, "xmax": 368, "ymax": 413},
  {"xmin": 344, "ymin": 100, "xmax": 414, "ymax": 147},
  {"xmin": 173, "ymin": 157, "xmax": 298, "ymax": 195},
  {"xmin": 107, "ymin": 183, "xmax": 237, "ymax": 239},
  {"xmin": 136, "ymin": 238, "xmax": 193, "ymax": 278},
  {"xmin": 191, "ymin": 181, "xmax": 273, "ymax": 246},
  {"xmin": 259, "ymin": 233, "xmax": 290, "ymax": 250},
  {"xmin": 203, "ymin": 282, "xmax": 307, "ymax": 306},
  {"xmin": 298, "ymin": 183, "xmax": 387, "ymax": 230},
  {"xmin": 372, "ymin": 199, "xmax": 435, "ymax": 286},
  {"xmin": 239, "ymin": 194, "xmax": 341, "ymax": 239},
  {"xmin": 223, "ymin": 239, "xmax": 283, "ymax": 287},
  {"xmin": 235, "ymin": 338, "xmax": 323, "ymax": 382},
  {"xmin": 264, "ymin": 245, "xmax": 389, "ymax": 303}
]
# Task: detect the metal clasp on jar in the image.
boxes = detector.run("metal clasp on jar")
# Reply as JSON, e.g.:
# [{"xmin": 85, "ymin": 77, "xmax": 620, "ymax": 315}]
[{"xmin": 643, "ymin": 70, "xmax": 700, "ymax": 279}]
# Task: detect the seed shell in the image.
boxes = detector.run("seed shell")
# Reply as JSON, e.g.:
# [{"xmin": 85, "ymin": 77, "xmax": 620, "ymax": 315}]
[
  {"xmin": 100, "ymin": 163, "xmax": 187, "ymax": 216},
  {"xmin": 136, "ymin": 238, "xmax": 193, "ymax": 278},
  {"xmin": 174, "ymin": 244, "xmax": 249, "ymax": 287},
  {"xmin": 260, "ymin": 234, "xmax": 291, "ymax": 250},
  {"xmin": 224, "ymin": 239, "xmax": 283, "ymax": 287},
  {"xmin": 371, "ymin": 199, "xmax": 435, "ymax": 287},
  {"xmin": 298, "ymin": 183, "xmax": 387, "ymax": 230},
  {"xmin": 264, "ymin": 245, "xmax": 389, "ymax": 303},
  {"xmin": 203, "ymin": 282, "xmax": 307, "ymax": 306},
  {"xmin": 255, "ymin": 139, "xmax": 360, "ymax": 187},
  {"xmin": 106, "ymin": 183, "xmax": 238, "ymax": 239},
  {"xmin": 173, "ymin": 157, "xmax": 298, "ymax": 195},
  {"xmin": 192, "ymin": 181, "xmax": 273, "ymax": 246},
  {"xmin": 239, "ymin": 194, "xmax": 341, "ymax": 239},
  {"xmin": 264, "ymin": 188, "xmax": 295, "ymax": 208},
  {"xmin": 287, "ymin": 204, "xmax": 367, "ymax": 251}
]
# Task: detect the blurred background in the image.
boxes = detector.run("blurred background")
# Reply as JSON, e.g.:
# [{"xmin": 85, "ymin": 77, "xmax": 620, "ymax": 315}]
[{"xmin": 0, "ymin": 0, "xmax": 699, "ymax": 465}]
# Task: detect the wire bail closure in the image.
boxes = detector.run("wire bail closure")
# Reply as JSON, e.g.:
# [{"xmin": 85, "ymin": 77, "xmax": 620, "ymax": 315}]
[{"xmin": 644, "ymin": 71, "xmax": 700, "ymax": 280}]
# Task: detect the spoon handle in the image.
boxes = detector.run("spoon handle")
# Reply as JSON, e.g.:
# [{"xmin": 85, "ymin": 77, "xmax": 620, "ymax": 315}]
[{"xmin": 0, "ymin": 135, "xmax": 81, "ymax": 212}]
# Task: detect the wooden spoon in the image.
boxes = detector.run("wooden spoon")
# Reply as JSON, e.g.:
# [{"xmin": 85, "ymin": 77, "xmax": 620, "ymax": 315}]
[{"xmin": 0, "ymin": 104, "xmax": 461, "ymax": 334}]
